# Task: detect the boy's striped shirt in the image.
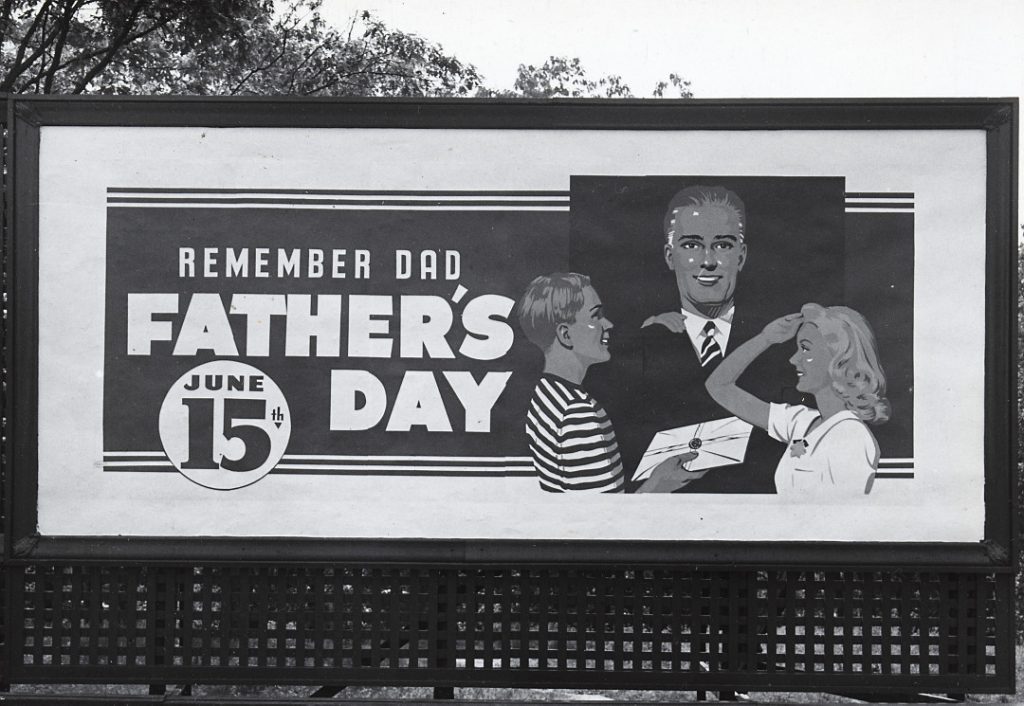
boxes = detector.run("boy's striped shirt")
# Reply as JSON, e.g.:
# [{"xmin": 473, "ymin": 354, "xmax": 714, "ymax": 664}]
[{"xmin": 524, "ymin": 374, "xmax": 625, "ymax": 492}]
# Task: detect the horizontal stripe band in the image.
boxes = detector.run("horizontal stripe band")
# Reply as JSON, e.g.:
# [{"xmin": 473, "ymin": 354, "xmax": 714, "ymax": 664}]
[
  {"xmin": 103, "ymin": 461, "xmax": 172, "ymax": 467},
  {"xmin": 281, "ymin": 455, "xmax": 532, "ymax": 463},
  {"xmin": 102, "ymin": 466, "xmax": 535, "ymax": 477},
  {"xmin": 844, "ymin": 208, "xmax": 915, "ymax": 213},
  {"xmin": 843, "ymin": 202, "xmax": 914, "ymax": 209},
  {"xmin": 108, "ymin": 194, "xmax": 568, "ymax": 203},
  {"xmin": 102, "ymin": 463, "xmax": 534, "ymax": 471},
  {"xmin": 108, "ymin": 197, "xmax": 568, "ymax": 207},
  {"xmin": 104, "ymin": 453, "xmax": 532, "ymax": 463},
  {"xmin": 102, "ymin": 465, "xmax": 912, "ymax": 480},
  {"xmin": 103, "ymin": 450, "xmax": 167, "ymax": 456},
  {"xmin": 844, "ymin": 192, "xmax": 914, "ymax": 199},
  {"xmin": 108, "ymin": 204, "xmax": 569, "ymax": 211},
  {"xmin": 272, "ymin": 469, "xmax": 536, "ymax": 477},
  {"xmin": 103, "ymin": 467, "xmax": 175, "ymax": 472},
  {"xmin": 105, "ymin": 452, "xmax": 909, "ymax": 464},
  {"xmin": 102, "ymin": 462, "xmax": 531, "ymax": 469},
  {"xmin": 108, "ymin": 187, "xmax": 570, "ymax": 197},
  {"xmin": 274, "ymin": 464, "xmax": 528, "ymax": 472}
]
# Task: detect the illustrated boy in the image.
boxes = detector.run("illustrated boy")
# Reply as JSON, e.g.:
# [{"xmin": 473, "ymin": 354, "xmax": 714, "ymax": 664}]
[{"xmin": 516, "ymin": 272, "xmax": 700, "ymax": 493}]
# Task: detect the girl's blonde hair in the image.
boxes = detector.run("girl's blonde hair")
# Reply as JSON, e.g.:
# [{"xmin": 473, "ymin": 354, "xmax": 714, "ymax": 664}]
[{"xmin": 800, "ymin": 303, "xmax": 890, "ymax": 425}]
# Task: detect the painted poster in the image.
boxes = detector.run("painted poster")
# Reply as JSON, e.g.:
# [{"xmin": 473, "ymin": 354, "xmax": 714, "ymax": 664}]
[{"xmin": 33, "ymin": 124, "xmax": 987, "ymax": 543}]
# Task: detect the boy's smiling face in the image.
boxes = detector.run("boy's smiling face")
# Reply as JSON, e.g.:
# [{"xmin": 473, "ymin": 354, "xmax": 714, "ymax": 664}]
[{"xmin": 564, "ymin": 285, "xmax": 613, "ymax": 365}]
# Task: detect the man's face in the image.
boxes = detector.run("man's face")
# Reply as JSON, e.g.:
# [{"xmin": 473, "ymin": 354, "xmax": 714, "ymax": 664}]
[
  {"xmin": 564, "ymin": 285, "xmax": 613, "ymax": 365},
  {"xmin": 663, "ymin": 204, "xmax": 746, "ymax": 315}
]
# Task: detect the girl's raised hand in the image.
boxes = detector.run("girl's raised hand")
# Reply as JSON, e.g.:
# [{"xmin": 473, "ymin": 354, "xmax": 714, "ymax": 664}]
[{"xmin": 762, "ymin": 313, "xmax": 803, "ymax": 344}]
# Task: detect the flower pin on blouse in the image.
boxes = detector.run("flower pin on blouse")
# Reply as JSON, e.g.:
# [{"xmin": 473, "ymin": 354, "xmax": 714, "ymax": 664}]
[{"xmin": 789, "ymin": 439, "xmax": 808, "ymax": 458}]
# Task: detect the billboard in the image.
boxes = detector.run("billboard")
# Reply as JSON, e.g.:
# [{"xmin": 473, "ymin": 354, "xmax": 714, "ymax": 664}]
[{"xmin": 8, "ymin": 98, "xmax": 1016, "ymax": 563}]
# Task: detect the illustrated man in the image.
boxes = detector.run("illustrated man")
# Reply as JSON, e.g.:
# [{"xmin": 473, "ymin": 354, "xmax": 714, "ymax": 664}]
[
  {"xmin": 516, "ymin": 272, "xmax": 700, "ymax": 493},
  {"xmin": 589, "ymin": 185, "xmax": 789, "ymax": 493}
]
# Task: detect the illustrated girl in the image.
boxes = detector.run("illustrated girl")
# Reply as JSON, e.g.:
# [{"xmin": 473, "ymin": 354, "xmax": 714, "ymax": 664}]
[{"xmin": 704, "ymin": 303, "xmax": 890, "ymax": 497}]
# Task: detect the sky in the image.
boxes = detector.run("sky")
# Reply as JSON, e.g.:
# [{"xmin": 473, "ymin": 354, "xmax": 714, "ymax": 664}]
[
  {"xmin": 318, "ymin": 0, "xmax": 1024, "ymax": 100},
  {"xmin": 316, "ymin": 0, "xmax": 1023, "ymax": 236}
]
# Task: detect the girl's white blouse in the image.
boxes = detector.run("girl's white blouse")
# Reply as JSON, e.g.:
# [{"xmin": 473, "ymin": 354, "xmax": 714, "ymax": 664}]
[{"xmin": 766, "ymin": 403, "xmax": 880, "ymax": 498}]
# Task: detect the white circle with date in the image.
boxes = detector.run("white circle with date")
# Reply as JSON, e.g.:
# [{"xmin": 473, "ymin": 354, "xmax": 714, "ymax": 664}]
[{"xmin": 158, "ymin": 361, "xmax": 291, "ymax": 490}]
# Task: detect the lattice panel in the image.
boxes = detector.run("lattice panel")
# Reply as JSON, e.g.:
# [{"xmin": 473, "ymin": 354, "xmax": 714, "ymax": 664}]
[
  {"xmin": 0, "ymin": 563, "xmax": 6, "ymax": 686},
  {"xmin": 7, "ymin": 565, "xmax": 1009, "ymax": 690}
]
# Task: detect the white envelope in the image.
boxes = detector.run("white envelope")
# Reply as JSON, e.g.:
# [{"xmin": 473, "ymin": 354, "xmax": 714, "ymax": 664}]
[{"xmin": 633, "ymin": 416, "xmax": 754, "ymax": 481}]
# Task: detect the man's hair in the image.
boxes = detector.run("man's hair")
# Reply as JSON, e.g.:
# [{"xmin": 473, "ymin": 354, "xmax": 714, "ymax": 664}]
[
  {"xmin": 663, "ymin": 185, "xmax": 746, "ymax": 246},
  {"xmin": 800, "ymin": 303, "xmax": 891, "ymax": 425},
  {"xmin": 516, "ymin": 272, "xmax": 591, "ymax": 352}
]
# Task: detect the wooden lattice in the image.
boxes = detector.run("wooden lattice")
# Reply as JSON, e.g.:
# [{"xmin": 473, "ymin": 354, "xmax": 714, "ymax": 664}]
[{"xmin": 2, "ymin": 564, "xmax": 1008, "ymax": 692}]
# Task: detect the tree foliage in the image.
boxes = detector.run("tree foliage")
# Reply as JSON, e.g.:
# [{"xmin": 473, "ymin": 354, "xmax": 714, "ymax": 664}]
[
  {"xmin": 481, "ymin": 55, "xmax": 693, "ymax": 99},
  {"xmin": 0, "ymin": 0, "xmax": 484, "ymax": 96},
  {"xmin": 508, "ymin": 56, "xmax": 632, "ymax": 99},
  {"xmin": 1, "ymin": 1, "xmax": 690, "ymax": 98},
  {"xmin": 90, "ymin": 1, "xmax": 483, "ymax": 96},
  {"xmin": 653, "ymin": 73, "xmax": 693, "ymax": 99},
  {"xmin": 0, "ymin": 0, "xmax": 274, "ymax": 93}
]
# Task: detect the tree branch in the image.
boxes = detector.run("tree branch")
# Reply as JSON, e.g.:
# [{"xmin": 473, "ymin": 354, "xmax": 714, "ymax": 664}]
[
  {"xmin": 301, "ymin": 75, "xmax": 348, "ymax": 95},
  {"xmin": 1, "ymin": 0, "xmax": 56, "ymax": 92},
  {"xmin": 1, "ymin": 0, "xmax": 17, "ymax": 39},
  {"xmin": 8, "ymin": 0, "xmax": 55, "ymax": 66},
  {"xmin": 228, "ymin": 19, "xmax": 296, "ymax": 95},
  {"xmin": 43, "ymin": 0, "xmax": 81, "ymax": 92},
  {"xmin": 292, "ymin": 59, "xmax": 331, "ymax": 93},
  {"xmin": 72, "ymin": 0, "xmax": 148, "ymax": 93},
  {"xmin": 344, "ymin": 10, "xmax": 359, "ymax": 42},
  {"xmin": 54, "ymin": 14, "xmax": 169, "ymax": 73},
  {"xmin": 285, "ymin": 35, "xmax": 327, "ymax": 93},
  {"xmin": 304, "ymin": 68, "xmax": 422, "ymax": 97},
  {"xmin": 29, "ymin": 0, "xmax": 53, "ymax": 92}
]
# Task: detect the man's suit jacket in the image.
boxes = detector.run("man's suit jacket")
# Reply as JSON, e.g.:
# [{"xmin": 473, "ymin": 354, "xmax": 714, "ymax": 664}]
[{"xmin": 588, "ymin": 307, "xmax": 795, "ymax": 493}]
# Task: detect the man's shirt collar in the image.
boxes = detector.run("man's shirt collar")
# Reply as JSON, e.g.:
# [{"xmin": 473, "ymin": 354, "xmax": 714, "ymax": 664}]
[{"xmin": 681, "ymin": 305, "xmax": 735, "ymax": 356}]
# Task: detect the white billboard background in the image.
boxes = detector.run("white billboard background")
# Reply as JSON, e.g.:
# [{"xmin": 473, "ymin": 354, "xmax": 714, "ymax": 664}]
[{"xmin": 35, "ymin": 125, "xmax": 986, "ymax": 541}]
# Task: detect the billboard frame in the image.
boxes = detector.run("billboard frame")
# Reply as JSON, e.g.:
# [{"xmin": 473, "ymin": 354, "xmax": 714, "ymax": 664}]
[{"xmin": 4, "ymin": 96, "xmax": 1017, "ymax": 570}]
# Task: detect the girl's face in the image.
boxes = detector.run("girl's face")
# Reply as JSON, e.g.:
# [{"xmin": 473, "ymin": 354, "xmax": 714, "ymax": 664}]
[{"xmin": 789, "ymin": 322, "xmax": 832, "ymax": 394}]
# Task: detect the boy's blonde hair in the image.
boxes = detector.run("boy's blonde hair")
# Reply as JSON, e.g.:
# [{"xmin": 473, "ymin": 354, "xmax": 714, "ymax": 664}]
[{"xmin": 516, "ymin": 272, "xmax": 591, "ymax": 352}]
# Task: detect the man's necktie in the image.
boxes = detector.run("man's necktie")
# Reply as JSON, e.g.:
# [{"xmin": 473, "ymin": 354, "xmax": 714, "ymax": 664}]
[{"xmin": 700, "ymin": 321, "xmax": 722, "ymax": 367}]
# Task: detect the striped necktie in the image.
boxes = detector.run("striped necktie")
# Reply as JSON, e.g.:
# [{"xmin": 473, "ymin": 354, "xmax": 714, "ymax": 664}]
[{"xmin": 700, "ymin": 321, "xmax": 722, "ymax": 367}]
